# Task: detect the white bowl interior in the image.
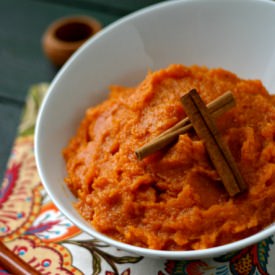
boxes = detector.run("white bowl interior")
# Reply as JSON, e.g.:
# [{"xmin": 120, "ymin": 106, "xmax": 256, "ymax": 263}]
[{"xmin": 35, "ymin": 0, "xmax": 275, "ymax": 259}]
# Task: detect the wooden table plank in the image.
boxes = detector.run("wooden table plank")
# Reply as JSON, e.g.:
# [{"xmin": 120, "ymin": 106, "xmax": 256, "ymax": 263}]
[
  {"xmin": 0, "ymin": 0, "xmax": 119, "ymax": 102},
  {"xmin": 35, "ymin": 0, "xmax": 166, "ymax": 14},
  {"xmin": 80, "ymin": 0, "xmax": 166, "ymax": 11},
  {"xmin": 0, "ymin": 102, "xmax": 23, "ymax": 182}
]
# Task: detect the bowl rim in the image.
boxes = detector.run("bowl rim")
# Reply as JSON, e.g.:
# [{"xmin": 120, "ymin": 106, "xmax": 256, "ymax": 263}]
[{"xmin": 35, "ymin": 0, "xmax": 275, "ymax": 259}]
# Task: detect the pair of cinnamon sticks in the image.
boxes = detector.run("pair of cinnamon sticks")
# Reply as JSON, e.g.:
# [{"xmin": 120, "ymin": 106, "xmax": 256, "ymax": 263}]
[{"xmin": 135, "ymin": 89, "xmax": 246, "ymax": 196}]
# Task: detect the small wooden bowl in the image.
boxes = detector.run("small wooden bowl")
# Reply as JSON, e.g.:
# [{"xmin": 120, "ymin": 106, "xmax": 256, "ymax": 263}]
[{"xmin": 42, "ymin": 16, "xmax": 102, "ymax": 67}]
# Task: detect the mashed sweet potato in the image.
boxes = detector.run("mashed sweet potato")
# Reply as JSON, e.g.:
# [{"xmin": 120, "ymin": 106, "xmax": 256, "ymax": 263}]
[{"xmin": 63, "ymin": 64, "xmax": 275, "ymax": 250}]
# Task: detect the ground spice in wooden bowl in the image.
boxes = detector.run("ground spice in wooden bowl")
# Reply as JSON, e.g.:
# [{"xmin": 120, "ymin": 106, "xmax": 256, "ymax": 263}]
[{"xmin": 63, "ymin": 64, "xmax": 275, "ymax": 250}]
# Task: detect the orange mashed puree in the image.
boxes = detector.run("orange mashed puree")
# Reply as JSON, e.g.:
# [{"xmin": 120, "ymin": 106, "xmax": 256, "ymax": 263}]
[{"xmin": 63, "ymin": 64, "xmax": 275, "ymax": 250}]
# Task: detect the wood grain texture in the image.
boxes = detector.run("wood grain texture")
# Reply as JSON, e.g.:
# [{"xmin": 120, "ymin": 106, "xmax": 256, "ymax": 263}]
[
  {"xmin": 34, "ymin": 0, "xmax": 165, "ymax": 14},
  {"xmin": 0, "ymin": 101, "xmax": 22, "ymax": 195},
  {"xmin": 0, "ymin": 241, "xmax": 40, "ymax": 275}
]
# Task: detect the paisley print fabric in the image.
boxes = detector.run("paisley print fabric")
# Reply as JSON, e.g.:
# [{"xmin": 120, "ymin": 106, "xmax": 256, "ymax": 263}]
[{"xmin": 0, "ymin": 84, "xmax": 274, "ymax": 275}]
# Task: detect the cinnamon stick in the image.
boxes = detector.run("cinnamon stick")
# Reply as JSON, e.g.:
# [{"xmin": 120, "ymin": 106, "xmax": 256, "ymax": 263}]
[
  {"xmin": 181, "ymin": 89, "xmax": 246, "ymax": 196},
  {"xmin": 0, "ymin": 241, "xmax": 40, "ymax": 275},
  {"xmin": 135, "ymin": 91, "xmax": 235, "ymax": 160},
  {"xmin": 159, "ymin": 91, "xmax": 235, "ymax": 137}
]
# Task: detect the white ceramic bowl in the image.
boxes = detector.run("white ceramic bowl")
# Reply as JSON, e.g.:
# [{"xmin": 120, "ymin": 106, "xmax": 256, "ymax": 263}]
[{"xmin": 35, "ymin": 0, "xmax": 275, "ymax": 259}]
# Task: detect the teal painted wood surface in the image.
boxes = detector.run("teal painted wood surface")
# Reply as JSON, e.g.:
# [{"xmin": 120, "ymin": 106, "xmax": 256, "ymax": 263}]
[
  {"xmin": 0, "ymin": 102, "xmax": 22, "ymax": 182},
  {"xmin": 0, "ymin": 0, "xmax": 166, "ymax": 183},
  {"xmin": 0, "ymin": 0, "xmax": 120, "ymax": 101},
  {"xmin": 35, "ymin": 0, "xmax": 166, "ymax": 14}
]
